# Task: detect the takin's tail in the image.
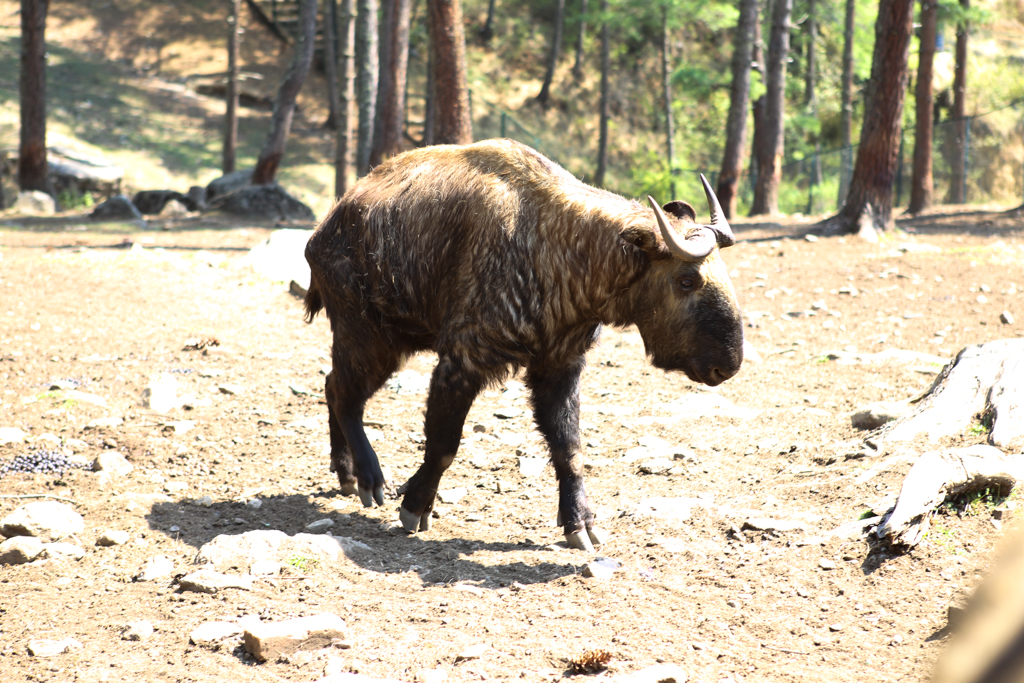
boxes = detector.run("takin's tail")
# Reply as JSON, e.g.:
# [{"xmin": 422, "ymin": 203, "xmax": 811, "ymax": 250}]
[{"xmin": 303, "ymin": 273, "xmax": 324, "ymax": 324}]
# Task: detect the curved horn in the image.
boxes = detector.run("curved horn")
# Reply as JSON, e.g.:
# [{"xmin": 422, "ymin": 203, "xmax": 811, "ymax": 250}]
[
  {"xmin": 699, "ymin": 174, "xmax": 735, "ymax": 248},
  {"xmin": 648, "ymin": 196, "xmax": 715, "ymax": 262}
]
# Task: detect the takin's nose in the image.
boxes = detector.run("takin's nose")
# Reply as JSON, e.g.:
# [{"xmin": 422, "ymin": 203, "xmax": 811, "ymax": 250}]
[{"xmin": 707, "ymin": 364, "xmax": 741, "ymax": 386}]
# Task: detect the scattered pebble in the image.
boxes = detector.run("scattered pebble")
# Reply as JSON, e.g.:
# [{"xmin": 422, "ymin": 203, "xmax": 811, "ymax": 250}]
[
  {"xmin": 135, "ymin": 555, "xmax": 175, "ymax": 581},
  {"xmin": 0, "ymin": 501, "xmax": 84, "ymax": 542},
  {"xmin": 218, "ymin": 384, "xmax": 244, "ymax": 396},
  {"xmin": 455, "ymin": 643, "xmax": 489, "ymax": 662},
  {"xmin": 582, "ymin": 557, "xmax": 621, "ymax": 579},
  {"xmin": 242, "ymin": 613, "xmax": 346, "ymax": 662},
  {"xmin": 306, "ymin": 518, "xmax": 335, "ymax": 531},
  {"xmin": 0, "ymin": 536, "xmax": 45, "ymax": 564},
  {"xmin": 819, "ymin": 558, "xmax": 837, "ymax": 570},
  {"xmin": 437, "ymin": 487, "xmax": 467, "ymax": 504},
  {"xmin": 93, "ymin": 451, "xmax": 133, "ymax": 477},
  {"xmin": 1001, "ymin": 311, "xmax": 1015, "ymax": 325},
  {"xmin": 43, "ymin": 542, "xmax": 85, "ymax": 560},
  {"xmin": 96, "ymin": 529, "xmax": 131, "ymax": 546},
  {"xmin": 122, "ymin": 620, "xmax": 154, "ymax": 641},
  {"xmin": 27, "ymin": 638, "xmax": 82, "ymax": 657}
]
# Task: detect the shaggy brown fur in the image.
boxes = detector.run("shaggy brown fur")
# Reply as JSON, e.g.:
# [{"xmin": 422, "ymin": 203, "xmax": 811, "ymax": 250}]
[{"xmin": 304, "ymin": 139, "xmax": 743, "ymax": 540}]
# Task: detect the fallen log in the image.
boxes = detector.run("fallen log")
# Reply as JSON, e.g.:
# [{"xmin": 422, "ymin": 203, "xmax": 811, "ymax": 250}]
[
  {"xmin": 876, "ymin": 445, "xmax": 1023, "ymax": 548},
  {"xmin": 883, "ymin": 339, "xmax": 1024, "ymax": 450}
]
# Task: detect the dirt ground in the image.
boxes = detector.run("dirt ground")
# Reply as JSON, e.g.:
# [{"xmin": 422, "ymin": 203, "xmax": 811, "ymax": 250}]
[{"xmin": 1, "ymin": 206, "xmax": 1023, "ymax": 683}]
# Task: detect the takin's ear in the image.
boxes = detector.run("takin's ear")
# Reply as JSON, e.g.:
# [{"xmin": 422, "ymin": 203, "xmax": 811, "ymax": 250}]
[
  {"xmin": 662, "ymin": 200, "xmax": 696, "ymax": 222},
  {"xmin": 620, "ymin": 225, "xmax": 660, "ymax": 253}
]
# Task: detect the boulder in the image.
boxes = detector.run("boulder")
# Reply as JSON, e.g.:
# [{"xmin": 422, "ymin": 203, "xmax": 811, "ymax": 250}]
[
  {"xmin": 131, "ymin": 190, "xmax": 194, "ymax": 215},
  {"xmin": 14, "ymin": 190, "xmax": 55, "ymax": 216},
  {"xmin": 0, "ymin": 501, "xmax": 84, "ymax": 542},
  {"xmin": 242, "ymin": 613, "xmax": 346, "ymax": 662},
  {"xmin": 91, "ymin": 194, "xmax": 143, "ymax": 221},
  {"xmin": 851, "ymin": 400, "xmax": 910, "ymax": 430},
  {"xmin": 47, "ymin": 146, "xmax": 123, "ymax": 198},
  {"xmin": 0, "ymin": 536, "xmax": 45, "ymax": 564},
  {"xmin": 205, "ymin": 169, "xmax": 253, "ymax": 202},
  {"xmin": 186, "ymin": 185, "xmax": 208, "ymax": 210},
  {"xmin": 195, "ymin": 529, "xmax": 373, "ymax": 568},
  {"xmin": 209, "ymin": 184, "xmax": 315, "ymax": 221}
]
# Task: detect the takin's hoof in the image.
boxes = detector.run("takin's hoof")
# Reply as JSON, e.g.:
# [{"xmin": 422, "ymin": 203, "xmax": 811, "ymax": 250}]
[
  {"xmin": 565, "ymin": 528, "xmax": 608, "ymax": 552},
  {"xmin": 358, "ymin": 484, "xmax": 385, "ymax": 508},
  {"xmin": 340, "ymin": 482, "xmax": 358, "ymax": 497},
  {"xmin": 399, "ymin": 506, "xmax": 432, "ymax": 533}
]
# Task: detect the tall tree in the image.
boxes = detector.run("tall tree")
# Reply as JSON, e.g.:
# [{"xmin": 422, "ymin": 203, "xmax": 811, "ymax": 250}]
[
  {"xmin": 429, "ymin": 0, "xmax": 472, "ymax": 144},
  {"xmin": 336, "ymin": 0, "xmax": 356, "ymax": 195},
  {"xmin": 536, "ymin": 0, "xmax": 566, "ymax": 106},
  {"xmin": 947, "ymin": 0, "xmax": 969, "ymax": 203},
  {"xmin": 821, "ymin": 0, "xmax": 914, "ymax": 235},
  {"xmin": 749, "ymin": 0, "xmax": 792, "ymax": 215},
  {"xmin": 660, "ymin": 6, "xmax": 675, "ymax": 198},
  {"xmin": 837, "ymin": 0, "xmax": 856, "ymax": 206},
  {"xmin": 572, "ymin": 0, "xmax": 588, "ymax": 80},
  {"xmin": 371, "ymin": 0, "xmax": 413, "ymax": 165},
  {"xmin": 716, "ymin": 0, "xmax": 758, "ymax": 219},
  {"xmin": 223, "ymin": 0, "xmax": 241, "ymax": 174},
  {"xmin": 355, "ymin": 0, "xmax": 379, "ymax": 175},
  {"xmin": 803, "ymin": 0, "xmax": 817, "ymax": 108},
  {"xmin": 324, "ymin": 0, "xmax": 341, "ymax": 130},
  {"xmin": 18, "ymin": 0, "xmax": 49, "ymax": 193},
  {"xmin": 908, "ymin": 0, "xmax": 937, "ymax": 214},
  {"xmin": 594, "ymin": 0, "xmax": 610, "ymax": 187},
  {"xmin": 252, "ymin": 0, "xmax": 317, "ymax": 184},
  {"xmin": 479, "ymin": 0, "xmax": 497, "ymax": 43}
]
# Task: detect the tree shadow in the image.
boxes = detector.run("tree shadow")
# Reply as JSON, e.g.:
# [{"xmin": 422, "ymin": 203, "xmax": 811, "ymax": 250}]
[{"xmin": 145, "ymin": 491, "xmax": 580, "ymax": 589}]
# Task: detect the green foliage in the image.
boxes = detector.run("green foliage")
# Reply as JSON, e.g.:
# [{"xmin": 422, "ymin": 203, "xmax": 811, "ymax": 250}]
[
  {"xmin": 286, "ymin": 554, "xmax": 318, "ymax": 572},
  {"xmin": 940, "ymin": 486, "xmax": 1007, "ymax": 517},
  {"xmin": 57, "ymin": 189, "xmax": 94, "ymax": 211}
]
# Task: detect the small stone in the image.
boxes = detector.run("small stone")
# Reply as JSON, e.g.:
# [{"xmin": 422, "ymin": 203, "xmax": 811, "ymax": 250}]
[
  {"xmin": 218, "ymin": 384, "xmax": 244, "ymax": 396},
  {"xmin": 639, "ymin": 458, "xmax": 673, "ymax": 475},
  {"xmin": 250, "ymin": 559, "xmax": 282, "ymax": 576},
  {"xmin": 890, "ymin": 634, "xmax": 904, "ymax": 646},
  {"xmin": 0, "ymin": 536, "xmax": 45, "ymax": 564},
  {"xmin": 805, "ymin": 234, "xmax": 818, "ymax": 242},
  {"xmin": 851, "ymin": 401, "xmax": 909, "ymax": 430},
  {"xmin": 472, "ymin": 424, "xmax": 488, "ymax": 433},
  {"xmin": 518, "ymin": 457, "xmax": 547, "ymax": 478},
  {"xmin": 242, "ymin": 613, "xmax": 346, "ymax": 662},
  {"xmin": 142, "ymin": 373, "xmax": 180, "ymax": 414},
  {"xmin": 246, "ymin": 498, "xmax": 263, "ymax": 510},
  {"xmin": 85, "ymin": 417, "xmax": 123, "ymax": 430},
  {"xmin": 306, "ymin": 518, "xmax": 335, "ymax": 531},
  {"xmin": 65, "ymin": 438, "xmax": 89, "ymax": 453},
  {"xmin": 96, "ymin": 529, "xmax": 131, "ymax": 547},
  {"xmin": 1000, "ymin": 311, "xmax": 1015, "ymax": 325},
  {"xmin": 166, "ymin": 420, "xmax": 196, "ymax": 434},
  {"xmin": 437, "ymin": 487, "xmax": 468, "ymax": 504},
  {"xmin": 196, "ymin": 495, "xmax": 214, "ymax": 507},
  {"xmin": 0, "ymin": 501, "xmax": 84, "ymax": 542},
  {"xmin": 43, "ymin": 542, "xmax": 86, "ymax": 560},
  {"xmin": 727, "ymin": 599, "xmax": 740, "ymax": 608},
  {"xmin": 494, "ymin": 407, "xmax": 522, "ymax": 419},
  {"xmin": 93, "ymin": 451, "xmax": 133, "ymax": 477},
  {"xmin": 828, "ymin": 623, "xmax": 844, "ymax": 632},
  {"xmin": 190, "ymin": 621, "xmax": 243, "ymax": 648},
  {"xmin": 582, "ymin": 557, "xmax": 620, "ymax": 579},
  {"xmin": 15, "ymin": 190, "xmax": 56, "ymax": 216},
  {"xmin": 456, "ymin": 643, "xmax": 489, "ymax": 662},
  {"xmin": 819, "ymin": 558, "xmax": 837, "ymax": 570},
  {"xmin": 27, "ymin": 638, "xmax": 82, "ymax": 657},
  {"xmin": 164, "ymin": 481, "xmax": 189, "ymax": 494},
  {"xmin": 135, "ymin": 555, "xmax": 174, "ymax": 581},
  {"xmin": 180, "ymin": 569, "xmax": 253, "ymax": 593},
  {"xmin": 122, "ymin": 620, "xmax": 154, "ymax": 641}
]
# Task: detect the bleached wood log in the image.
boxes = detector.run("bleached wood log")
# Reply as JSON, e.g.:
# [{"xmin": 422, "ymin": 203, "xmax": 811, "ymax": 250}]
[
  {"xmin": 883, "ymin": 339, "xmax": 1024, "ymax": 450},
  {"xmin": 876, "ymin": 445, "xmax": 1023, "ymax": 548}
]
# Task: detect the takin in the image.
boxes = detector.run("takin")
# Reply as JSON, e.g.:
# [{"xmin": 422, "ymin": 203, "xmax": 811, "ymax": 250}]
[{"xmin": 304, "ymin": 139, "xmax": 744, "ymax": 551}]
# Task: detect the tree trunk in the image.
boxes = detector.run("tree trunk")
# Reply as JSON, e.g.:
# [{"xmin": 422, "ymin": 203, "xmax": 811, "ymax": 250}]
[
  {"xmin": 429, "ymin": 0, "xmax": 472, "ymax": 145},
  {"xmin": 423, "ymin": 13, "xmax": 437, "ymax": 146},
  {"xmin": 594, "ymin": 0, "xmax": 610, "ymax": 188},
  {"xmin": 572, "ymin": 0, "xmax": 587, "ymax": 81},
  {"xmin": 749, "ymin": 0, "xmax": 791, "ymax": 216},
  {"xmin": 660, "ymin": 7, "xmax": 675, "ymax": 198},
  {"xmin": 252, "ymin": 0, "xmax": 317, "ymax": 185},
  {"xmin": 324, "ymin": 0, "xmax": 341, "ymax": 130},
  {"xmin": 355, "ymin": 0, "xmax": 379, "ymax": 175},
  {"xmin": 837, "ymin": 0, "xmax": 856, "ymax": 207},
  {"xmin": 18, "ymin": 0, "xmax": 49, "ymax": 193},
  {"xmin": 908, "ymin": 0, "xmax": 937, "ymax": 214},
  {"xmin": 536, "ymin": 0, "xmax": 565, "ymax": 106},
  {"xmin": 479, "ymin": 0, "xmax": 496, "ymax": 43},
  {"xmin": 947, "ymin": 0, "xmax": 969, "ymax": 204},
  {"xmin": 223, "ymin": 0, "xmax": 241, "ymax": 174},
  {"xmin": 716, "ymin": 0, "xmax": 757, "ymax": 219},
  {"xmin": 820, "ymin": 0, "xmax": 914, "ymax": 235},
  {"xmin": 371, "ymin": 0, "xmax": 413, "ymax": 165},
  {"xmin": 336, "ymin": 0, "xmax": 356, "ymax": 196},
  {"xmin": 803, "ymin": 0, "xmax": 817, "ymax": 108}
]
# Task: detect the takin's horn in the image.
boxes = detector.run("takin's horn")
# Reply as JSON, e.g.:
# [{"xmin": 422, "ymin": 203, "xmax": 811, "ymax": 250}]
[
  {"xmin": 648, "ymin": 196, "xmax": 716, "ymax": 262},
  {"xmin": 699, "ymin": 173, "xmax": 735, "ymax": 248}
]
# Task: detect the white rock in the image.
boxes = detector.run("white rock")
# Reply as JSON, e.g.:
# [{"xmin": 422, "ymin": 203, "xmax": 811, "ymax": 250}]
[
  {"xmin": 164, "ymin": 481, "xmax": 188, "ymax": 494},
  {"xmin": 96, "ymin": 529, "xmax": 131, "ymax": 546},
  {"xmin": 639, "ymin": 458, "xmax": 674, "ymax": 475},
  {"xmin": 190, "ymin": 621, "xmax": 244, "ymax": 648},
  {"xmin": 455, "ymin": 643, "xmax": 489, "ymax": 662},
  {"xmin": 43, "ymin": 542, "xmax": 86, "ymax": 560},
  {"xmin": 15, "ymin": 190, "xmax": 56, "ymax": 216},
  {"xmin": 136, "ymin": 554, "xmax": 175, "ymax": 581},
  {"xmin": 819, "ymin": 558, "xmax": 838, "ymax": 570},
  {"xmin": 27, "ymin": 638, "xmax": 82, "ymax": 657},
  {"xmin": 0, "ymin": 427, "xmax": 27, "ymax": 445},
  {"xmin": 142, "ymin": 373, "xmax": 180, "ymax": 413},
  {"xmin": 306, "ymin": 518, "xmax": 335, "ymax": 531},
  {"xmin": 494, "ymin": 407, "xmax": 522, "ymax": 419},
  {"xmin": 0, "ymin": 536, "xmax": 45, "ymax": 564},
  {"xmin": 179, "ymin": 568, "xmax": 253, "ymax": 593},
  {"xmin": 243, "ymin": 613, "xmax": 346, "ymax": 662},
  {"xmin": 851, "ymin": 401, "xmax": 910, "ymax": 430},
  {"xmin": 518, "ymin": 456, "xmax": 547, "ymax": 478},
  {"xmin": 582, "ymin": 557, "xmax": 621, "ymax": 579},
  {"xmin": 93, "ymin": 451, "xmax": 133, "ymax": 477},
  {"xmin": 85, "ymin": 417, "xmax": 123, "ymax": 430},
  {"xmin": 246, "ymin": 498, "xmax": 263, "ymax": 510},
  {"xmin": 250, "ymin": 559, "xmax": 282, "ymax": 576},
  {"xmin": 0, "ymin": 501, "xmax": 84, "ymax": 542},
  {"xmin": 196, "ymin": 495, "xmax": 214, "ymax": 507},
  {"xmin": 65, "ymin": 438, "xmax": 89, "ymax": 452},
  {"xmin": 122, "ymin": 620, "xmax": 154, "ymax": 641},
  {"xmin": 437, "ymin": 487, "xmax": 467, "ymax": 504},
  {"xmin": 1001, "ymin": 311, "xmax": 1015, "ymax": 325},
  {"xmin": 166, "ymin": 420, "xmax": 196, "ymax": 434},
  {"xmin": 196, "ymin": 529, "xmax": 374, "ymax": 568}
]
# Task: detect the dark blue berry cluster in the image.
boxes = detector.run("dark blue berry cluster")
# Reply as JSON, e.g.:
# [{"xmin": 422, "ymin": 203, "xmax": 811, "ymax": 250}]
[{"xmin": 0, "ymin": 449, "xmax": 90, "ymax": 477}]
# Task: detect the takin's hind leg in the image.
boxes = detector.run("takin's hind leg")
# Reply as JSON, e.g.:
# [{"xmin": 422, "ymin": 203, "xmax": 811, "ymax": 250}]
[
  {"xmin": 399, "ymin": 355, "xmax": 486, "ymax": 533},
  {"xmin": 526, "ymin": 357, "xmax": 605, "ymax": 552},
  {"xmin": 325, "ymin": 349, "xmax": 401, "ymax": 508}
]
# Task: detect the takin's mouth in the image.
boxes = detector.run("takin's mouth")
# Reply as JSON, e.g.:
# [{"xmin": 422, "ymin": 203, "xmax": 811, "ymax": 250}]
[{"xmin": 650, "ymin": 354, "xmax": 738, "ymax": 387}]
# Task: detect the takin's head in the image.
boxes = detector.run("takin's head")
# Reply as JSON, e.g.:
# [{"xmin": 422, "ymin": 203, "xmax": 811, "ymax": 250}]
[{"xmin": 625, "ymin": 175, "xmax": 744, "ymax": 387}]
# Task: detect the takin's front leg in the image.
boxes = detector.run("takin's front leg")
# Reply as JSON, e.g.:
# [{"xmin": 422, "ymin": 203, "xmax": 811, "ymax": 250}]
[
  {"xmin": 527, "ymin": 358, "xmax": 606, "ymax": 552},
  {"xmin": 325, "ymin": 366, "xmax": 390, "ymax": 508},
  {"xmin": 399, "ymin": 355, "xmax": 485, "ymax": 533}
]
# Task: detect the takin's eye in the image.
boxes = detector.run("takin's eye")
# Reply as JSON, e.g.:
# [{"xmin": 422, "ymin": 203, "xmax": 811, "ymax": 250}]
[{"xmin": 676, "ymin": 273, "xmax": 703, "ymax": 292}]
